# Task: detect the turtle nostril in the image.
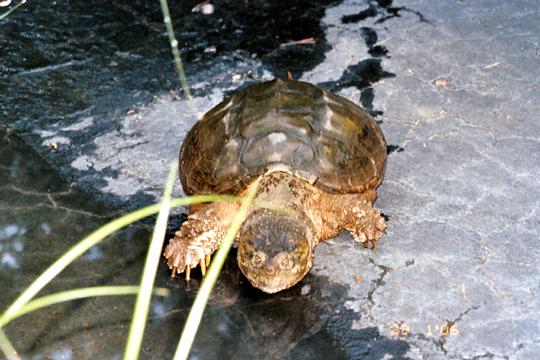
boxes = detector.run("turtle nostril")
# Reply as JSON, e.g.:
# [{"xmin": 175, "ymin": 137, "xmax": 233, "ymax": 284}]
[{"xmin": 265, "ymin": 259, "xmax": 276, "ymax": 274}]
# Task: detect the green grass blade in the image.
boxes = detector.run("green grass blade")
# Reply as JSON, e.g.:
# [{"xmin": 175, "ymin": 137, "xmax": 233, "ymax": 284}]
[
  {"xmin": 0, "ymin": 329, "xmax": 19, "ymax": 360},
  {"xmin": 0, "ymin": 286, "xmax": 170, "ymax": 328},
  {"xmin": 173, "ymin": 179, "xmax": 260, "ymax": 360},
  {"xmin": 0, "ymin": 0, "xmax": 27, "ymax": 21},
  {"xmin": 123, "ymin": 163, "xmax": 176, "ymax": 360},
  {"xmin": 0, "ymin": 286, "xmax": 169, "ymax": 360},
  {"xmin": 158, "ymin": 0, "xmax": 192, "ymax": 101},
  {"xmin": 0, "ymin": 194, "xmax": 238, "ymax": 330}
]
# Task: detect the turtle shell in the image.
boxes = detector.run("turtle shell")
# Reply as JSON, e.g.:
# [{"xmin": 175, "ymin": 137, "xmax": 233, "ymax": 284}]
[{"xmin": 180, "ymin": 79, "xmax": 387, "ymax": 195}]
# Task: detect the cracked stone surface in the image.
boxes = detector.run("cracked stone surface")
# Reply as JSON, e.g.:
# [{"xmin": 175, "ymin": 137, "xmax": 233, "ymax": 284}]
[{"xmin": 1, "ymin": 0, "xmax": 539, "ymax": 359}]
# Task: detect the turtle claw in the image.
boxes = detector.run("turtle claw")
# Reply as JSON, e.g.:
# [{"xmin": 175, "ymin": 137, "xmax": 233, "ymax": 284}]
[
  {"xmin": 164, "ymin": 231, "xmax": 217, "ymax": 280},
  {"xmin": 199, "ymin": 259, "xmax": 207, "ymax": 276},
  {"xmin": 348, "ymin": 207, "xmax": 386, "ymax": 250},
  {"xmin": 185, "ymin": 265, "xmax": 191, "ymax": 281},
  {"xmin": 165, "ymin": 247, "xmax": 210, "ymax": 280},
  {"xmin": 358, "ymin": 235, "xmax": 378, "ymax": 249}
]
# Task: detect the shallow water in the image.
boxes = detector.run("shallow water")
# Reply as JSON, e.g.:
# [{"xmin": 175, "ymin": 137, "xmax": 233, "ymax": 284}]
[
  {"xmin": 1, "ymin": 130, "xmax": 407, "ymax": 359},
  {"xmin": 0, "ymin": 0, "xmax": 342, "ymax": 356}
]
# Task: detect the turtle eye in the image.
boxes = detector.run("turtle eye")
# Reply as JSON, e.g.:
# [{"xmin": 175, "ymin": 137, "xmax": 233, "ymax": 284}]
[
  {"xmin": 277, "ymin": 253, "xmax": 294, "ymax": 270},
  {"xmin": 251, "ymin": 251, "xmax": 266, "ymax": 268},
  {"xmin": 280, "ymin": 257, "xmax": 293, "ymax": 270}
]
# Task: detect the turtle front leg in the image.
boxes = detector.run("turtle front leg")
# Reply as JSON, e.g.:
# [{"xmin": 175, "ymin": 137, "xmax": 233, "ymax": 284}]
[
  {"xmin": 164, "ymin": 201, "xmax": 240, "ymax": 279},
  {"xmin": 317, "ymin": 190, "xmax": 386, "ymax": 249}
]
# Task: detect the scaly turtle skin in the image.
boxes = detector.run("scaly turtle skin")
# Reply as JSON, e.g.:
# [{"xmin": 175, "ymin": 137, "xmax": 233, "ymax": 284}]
[{"xmin": 164, "ymin": 79, "xmax": 387, "ymax": 293}]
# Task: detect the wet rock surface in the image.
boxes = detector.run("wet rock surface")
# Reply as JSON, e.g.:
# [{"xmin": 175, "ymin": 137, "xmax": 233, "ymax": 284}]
[{"xmin": 1, "ymin": 0, "xmax": 539, "ymax": 359}]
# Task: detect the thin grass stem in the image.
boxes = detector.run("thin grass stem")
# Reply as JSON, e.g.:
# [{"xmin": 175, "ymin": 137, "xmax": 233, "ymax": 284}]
[
  {"xmin": 123, "ymin": 163, "xmax": 176, "ymax": 360},
  {"xmin": 0, "ymin": 329, "xmax": 19, "ymax": 360},
  {"xmin": 0, "ymin": 194, "xmax": 238, "ymax": 331},
  {"xmin": 173, "ymin": 179, "xmax": 260, "ymax": 360},
  {"xmin": 0, "ymin": 286, "xmax": 170, "ymax": 328},
  {"xmin": 158, "ymin": 0, "xmax": 192, "ymax": 101},
  {"xmin": 0, "ymin": 0, "xmax": 27, "ymax": 21}
]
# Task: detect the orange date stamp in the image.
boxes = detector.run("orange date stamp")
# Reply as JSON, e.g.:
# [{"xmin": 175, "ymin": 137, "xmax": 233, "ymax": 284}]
[{"xmin": 390, "ymin": 322, "xmax": 459, "ymax": 337}]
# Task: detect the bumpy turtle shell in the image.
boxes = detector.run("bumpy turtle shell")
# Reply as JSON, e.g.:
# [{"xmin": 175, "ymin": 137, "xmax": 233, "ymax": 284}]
[{"xmin": 180, "ymin": 79, "xmax": 387, "ymax": 195}]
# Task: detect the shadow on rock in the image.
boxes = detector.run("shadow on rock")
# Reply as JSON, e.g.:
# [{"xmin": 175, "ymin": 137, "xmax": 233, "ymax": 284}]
[
  {"xmin": 172, "ymin": 251, "xmax": 411, "ymax": 360},
  {"xmin": 318, "ymin": 0, "xmax": 428, "ymax": 118},
  {"xmin": 342, "ymin": 0, "xmax": 429, "ymax": 25}
]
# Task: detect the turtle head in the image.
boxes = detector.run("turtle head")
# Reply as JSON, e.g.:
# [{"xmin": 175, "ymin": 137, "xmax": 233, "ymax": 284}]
[{"xmin": 237, "ymin": 208, "xmax": 314, "ymax": 293}]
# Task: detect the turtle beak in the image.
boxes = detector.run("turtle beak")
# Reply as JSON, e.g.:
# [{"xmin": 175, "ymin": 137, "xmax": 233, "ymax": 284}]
[{"xmin": 246, "ymin": 269, "xmax": 307, "ymax": 294}]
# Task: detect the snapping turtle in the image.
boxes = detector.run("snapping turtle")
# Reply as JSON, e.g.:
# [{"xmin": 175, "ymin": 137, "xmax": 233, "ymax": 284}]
[{"xmin": 164, "ymin": 79, "xmax": 387, "ymax": 293}]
